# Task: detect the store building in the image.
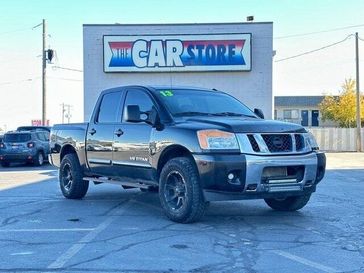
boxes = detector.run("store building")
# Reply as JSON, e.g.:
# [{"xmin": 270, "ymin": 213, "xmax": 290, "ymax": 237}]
[{"xmin": 83, "ymin": 22, "xmax": 273, "ymax": 121}]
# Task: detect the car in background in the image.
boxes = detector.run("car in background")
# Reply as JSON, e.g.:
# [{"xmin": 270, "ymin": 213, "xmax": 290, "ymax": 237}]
[{"xmin": 0, "ymin": 130, "xmax": 50, "ymax": 167}]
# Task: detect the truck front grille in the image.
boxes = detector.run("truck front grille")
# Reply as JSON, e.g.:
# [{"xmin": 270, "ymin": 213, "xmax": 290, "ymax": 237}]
[
  {"xmin": 245, "ymin": 133, "xmax": 308, "ymax": 154},
  {"xmin": 247, "ymin": 135, "xmax": 260, "ymax": 152},
  {"xmin": 262, "ymin": 134, "xmax": 292, "ymax": 152},
  {"xmin": 295, "ymin": 134, "xmax": 304, "ymax": 151}
]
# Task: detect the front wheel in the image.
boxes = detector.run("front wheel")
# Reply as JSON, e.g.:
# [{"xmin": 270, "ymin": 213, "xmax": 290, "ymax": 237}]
[
  {"xmin": 59, "ymin": 153, "xmax": 89, "ymax": 199},
  {"xmin": 159, "ymin": 157, "xmax": 207, "ymax": 223},
  {"xmin": 264, "ymin": 194, "xmax": 311, "ymax": 211}
]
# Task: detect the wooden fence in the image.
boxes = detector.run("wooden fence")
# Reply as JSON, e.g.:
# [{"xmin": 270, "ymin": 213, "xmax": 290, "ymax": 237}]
[{"xmin": 308, "ymin": 128, "xmax": 364, "ymax": 152}]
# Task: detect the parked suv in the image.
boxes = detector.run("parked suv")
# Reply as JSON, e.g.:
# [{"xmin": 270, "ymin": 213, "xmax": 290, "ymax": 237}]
[{"xmin": 0, "ymin": 130, "xmax": 50, "ymax": 167}]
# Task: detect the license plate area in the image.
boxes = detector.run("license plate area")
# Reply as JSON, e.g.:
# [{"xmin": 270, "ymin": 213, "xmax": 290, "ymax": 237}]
[{"xmin": 262, "ymin": 166, "xmax": 305, "ymax": 184}]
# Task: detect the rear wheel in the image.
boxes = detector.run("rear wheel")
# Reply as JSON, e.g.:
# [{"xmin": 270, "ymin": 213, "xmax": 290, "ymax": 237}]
[
  {"xmin": 33, "ymin": 152, "xmax": 44, "ymax": 166},
  {"xmin": 59, "ymin": 153, "xmax": 89, "ymax": 199},
  {"xmin": 159, "ymin": 157, "xmax": 207, "ymax": 223},
  {"xmin": 264, "ymin": 194, "xmax": 311, "ymax": 211}
]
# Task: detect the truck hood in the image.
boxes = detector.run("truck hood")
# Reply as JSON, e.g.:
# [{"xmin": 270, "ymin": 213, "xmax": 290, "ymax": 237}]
[{"xmin": 182, "ymin": 116, "xmax": 306, "ymax": 133}]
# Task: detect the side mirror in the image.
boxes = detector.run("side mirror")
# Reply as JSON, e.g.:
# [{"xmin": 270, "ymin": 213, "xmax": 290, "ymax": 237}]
[
  {"xmin": 254, "ymin": 108, "xmax": 265, "ymax": 119},
  {"xmin": 125, "ymin": 105, "xmax": 160, "ymax": 127},
  {"xmin": 125, "ymin": 105, "xmax": 142, "ymax": 122}
]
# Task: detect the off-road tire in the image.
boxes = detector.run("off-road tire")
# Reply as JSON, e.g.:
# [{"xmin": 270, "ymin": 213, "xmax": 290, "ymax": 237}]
[
  {"xmin": 59, "ymin": 153, "xmax": 89, "ymax": 199},
  {"xmin": 159, "ymin": 157, "xmax": 207, "ymax": 223},
  {"xmin": 264, "ymin": 194, "xmax": 311, "ymax": 211},
  {"xmin": 33, "ymin": 151, "xmax": 44, "ymax": 166}
]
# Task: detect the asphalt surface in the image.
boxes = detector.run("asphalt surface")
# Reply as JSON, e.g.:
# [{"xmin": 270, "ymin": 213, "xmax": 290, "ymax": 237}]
[{"xmin": 0, "ymin": 154, "xmax": 363, "ymax": 273}]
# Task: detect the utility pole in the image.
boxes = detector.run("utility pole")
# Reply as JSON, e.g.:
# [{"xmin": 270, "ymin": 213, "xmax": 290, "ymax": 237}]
[
  {"xmin": 355, "ymin": 32, "xmax": 362, "ymax": 152},
  {"xmin": 61, "ymin": 103, "xmax": 72, "ymax": 123},
  {"xmin": 61, "ymin": 103, "xmax": 65, "ymax": 123},
  {"xmin": 42, "ymin": 19, "xmax": 47, "ymax": 126},
  {"xmin": 66, "ymin": 104, "xmax": 71, "ymax": 123}
]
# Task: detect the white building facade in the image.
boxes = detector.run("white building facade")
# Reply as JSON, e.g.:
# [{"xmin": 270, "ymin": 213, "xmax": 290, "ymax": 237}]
[{"xmin": 83, "ymin": 22, "xmax": 273, "ymax": 121}]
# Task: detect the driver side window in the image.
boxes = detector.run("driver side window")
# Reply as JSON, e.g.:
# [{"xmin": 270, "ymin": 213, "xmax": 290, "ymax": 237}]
[{"xmin": 123, "ymin": 90, "xmax": 154, "ymax": 122}]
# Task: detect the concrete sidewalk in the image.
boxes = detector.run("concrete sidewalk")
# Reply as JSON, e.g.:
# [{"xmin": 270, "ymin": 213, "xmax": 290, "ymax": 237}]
[{"xmin": 325, "ymin": 152, "xmax": 364, "ymax": 169}]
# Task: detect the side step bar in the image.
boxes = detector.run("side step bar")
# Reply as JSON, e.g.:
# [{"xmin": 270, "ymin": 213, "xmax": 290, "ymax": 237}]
[{"xmin": 83, "ymin": 177, "xmax": 150, "ymax": 189}]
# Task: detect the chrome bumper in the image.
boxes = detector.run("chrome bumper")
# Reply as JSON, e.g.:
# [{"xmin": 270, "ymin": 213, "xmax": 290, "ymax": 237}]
[{"xmin": 244, "ymin": 152, "xmax": 317, "ymax": 193}]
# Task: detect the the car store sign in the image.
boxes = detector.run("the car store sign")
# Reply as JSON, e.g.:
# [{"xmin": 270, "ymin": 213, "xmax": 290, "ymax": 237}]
[{"xmin": 103, "ymin": 34, "xmax": 251, "ymax": 72}]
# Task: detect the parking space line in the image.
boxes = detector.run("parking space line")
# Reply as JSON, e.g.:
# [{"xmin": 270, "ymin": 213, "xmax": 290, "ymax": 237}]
[
  {"xmin": 272, "ymin": 250, "xmax": 338, "ymax": 273},
  {"xmin": 47, "ymin": 201, "xmax": 130, "ymax": 269},
  {"xmin": 0, "ymin": 228, "xmax": 95, "ymax": 232}
]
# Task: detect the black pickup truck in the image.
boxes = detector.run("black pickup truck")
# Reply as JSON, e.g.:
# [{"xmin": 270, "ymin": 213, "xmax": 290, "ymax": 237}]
[{"xmin": 50, "ymin": 86, "xmax": 326, "ymax": 223}]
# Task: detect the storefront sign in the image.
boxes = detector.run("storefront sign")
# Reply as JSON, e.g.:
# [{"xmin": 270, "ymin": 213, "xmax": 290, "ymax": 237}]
[
  {"xmin": 31, "ymin": 120, "xmax": 50, "ymax": 126},
  {"xmin": 103, "ymin": 34, "xmax": 251, "ymax": 72}
]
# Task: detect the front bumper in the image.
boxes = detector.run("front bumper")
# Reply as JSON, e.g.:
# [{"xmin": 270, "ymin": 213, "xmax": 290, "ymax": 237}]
[{"xmin": 193, "ymin": 152, "xmax": 326, "ymax": 201}]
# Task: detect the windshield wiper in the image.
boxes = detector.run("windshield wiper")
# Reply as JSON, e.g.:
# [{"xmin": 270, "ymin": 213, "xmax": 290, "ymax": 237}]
[{"xmin": 174, "ymin": 111, "xmax": 213, "ymax": 117}]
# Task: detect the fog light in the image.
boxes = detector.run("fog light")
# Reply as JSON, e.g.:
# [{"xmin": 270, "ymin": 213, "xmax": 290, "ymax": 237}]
[
  {"xmin": 28, "ymin": 156, "xmax": 32, "ymax": 160},
  {"xmin": 228, "ymin": 173, "xmax": 235, "ymax": 180}
]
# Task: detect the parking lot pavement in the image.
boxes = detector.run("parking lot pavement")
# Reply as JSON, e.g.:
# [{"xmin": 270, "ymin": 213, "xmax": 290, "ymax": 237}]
[{"xmin": 0, "ymin": 154, "xmax": 363, "ymax": 273}]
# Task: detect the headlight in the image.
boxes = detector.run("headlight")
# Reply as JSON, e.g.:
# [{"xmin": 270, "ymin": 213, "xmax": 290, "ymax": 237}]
[
  {"xmin": 197, "ymin": 130, "xmax": 239, "ymax": 150},
  {"xmin": 305, "ymin": 132, "xmax": 319, "ymax": 150}
]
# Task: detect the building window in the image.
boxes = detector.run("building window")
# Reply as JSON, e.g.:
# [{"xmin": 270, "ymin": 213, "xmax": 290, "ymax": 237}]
[{"xmin": 283, "ymin": 109, "xmax": 299, "ymax": 119}]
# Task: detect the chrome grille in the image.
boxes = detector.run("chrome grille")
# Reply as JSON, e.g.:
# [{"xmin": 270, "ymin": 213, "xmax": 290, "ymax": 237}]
[
  {"xmin": 247, "ymin": 135, "xmax": 260, "ymax": 152},
  {"xmin": 262, "ymin": 134, "xmax": 292, "ymax": 152},
  {"xmin": 295, "ymin": 134, "xmax": 304, "ymax": 151},
  {"xmin": 244, "ymin": 133, "xmax": 308, "ymax": 154}
]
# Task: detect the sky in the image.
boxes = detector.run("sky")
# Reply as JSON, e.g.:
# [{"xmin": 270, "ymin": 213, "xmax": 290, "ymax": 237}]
[{"xmin": 0, "ymin": 0, "xmax": 364, "ymax": 130}]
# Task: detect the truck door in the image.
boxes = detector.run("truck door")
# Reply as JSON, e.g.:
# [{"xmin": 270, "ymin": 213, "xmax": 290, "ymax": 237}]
[
  {"xmin": 87, "ymin": 90, "xmax": 123, "ymax": 176},
  {"xmin": 112, "ymin": 88, "xmax": 154, "ymax": 181}
]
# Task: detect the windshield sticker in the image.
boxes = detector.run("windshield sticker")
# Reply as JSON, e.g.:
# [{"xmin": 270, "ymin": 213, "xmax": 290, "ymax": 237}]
[{"xmin": 160, "ymin": 90, "xmax": 174, "ymax": 97}]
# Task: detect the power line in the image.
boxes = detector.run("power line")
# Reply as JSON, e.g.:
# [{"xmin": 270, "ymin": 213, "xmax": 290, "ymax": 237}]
[
  {"xmin": 0, "ymin": 27, "xmax": 31, "ymax": 36},
  {"xmin": 52, "ymin": 66, "xmax": 83, "ymax": 72},
  {"xmin": 48, "ymin": 76, "xmax": 82, "ymax": 82},
  {"xmin": 0, "ymin": 78, "xmax": 39, "ymax": 86},
  {"xmin": 275, "ymin": 34, "xmax": 354, "ymax": 63},
  {"xmin": 275, "ymin": 23, "xmax": 364, "ymax": 40},
  {"xmin": 0, "ymin": 22, "xmax": 45, "ymax": 36}
]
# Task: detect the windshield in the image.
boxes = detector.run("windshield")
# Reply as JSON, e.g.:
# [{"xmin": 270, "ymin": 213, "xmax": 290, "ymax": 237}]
[
  {"xmin": 4, "ymin": 133, "xmax": 31, "ymax": 143},
  {"xmin": 156, "ymin": 89, "xmax": 256, "ymax": 117}
]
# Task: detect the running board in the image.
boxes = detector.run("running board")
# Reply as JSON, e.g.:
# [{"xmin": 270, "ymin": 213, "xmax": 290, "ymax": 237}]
[{"xmin": 83, "ymin": 177, "xmax": 150, "ymax": 189}]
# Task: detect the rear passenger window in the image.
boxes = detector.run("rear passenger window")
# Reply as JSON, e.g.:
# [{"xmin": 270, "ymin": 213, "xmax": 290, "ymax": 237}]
[
  {"xmin": 36, "ymin": 132, "xmax": 45, "ymax": 141},
  {"xmin": 36, "ymin": 132, "xmax": 49, "ymax": 141},
  {"xmin": 97, "ymin": 92, "xmax": 122, "ymax": 123}
]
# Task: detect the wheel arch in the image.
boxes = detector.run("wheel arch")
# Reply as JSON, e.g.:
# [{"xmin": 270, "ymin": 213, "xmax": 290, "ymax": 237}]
[
  {"xmin": 156, "ymin": 144, "xmax": 197, "ymax": 181},
  {"xmin": 60, "ymin": 144, "xmax": 77, "ymax": 163}
]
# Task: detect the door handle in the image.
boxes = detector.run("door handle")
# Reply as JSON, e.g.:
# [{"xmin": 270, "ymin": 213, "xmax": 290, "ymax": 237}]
[
  {"xmin": 114, "ymin": 129, "xmax": 124, "ymax": 137},
  {"xmin": 89, "ymin": 128, "xmax": 96, "ymax": 135}
]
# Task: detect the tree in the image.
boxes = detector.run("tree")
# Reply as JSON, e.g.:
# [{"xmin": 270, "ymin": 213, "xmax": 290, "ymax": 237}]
[{"xmin": 319, "ymin": 79, "xmax": 364, "ymax": 128}]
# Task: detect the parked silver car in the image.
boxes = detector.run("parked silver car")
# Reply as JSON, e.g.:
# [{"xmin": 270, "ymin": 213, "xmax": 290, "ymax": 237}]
[{"xmin": 0, "ymin": 130, "xmax": 50, "ymax": 167}]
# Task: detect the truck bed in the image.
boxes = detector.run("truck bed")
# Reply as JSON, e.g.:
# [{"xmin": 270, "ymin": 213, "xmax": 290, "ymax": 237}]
[{"xmin": 50, "ymin": 123, "xmax": 89, "ymax": 168}]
